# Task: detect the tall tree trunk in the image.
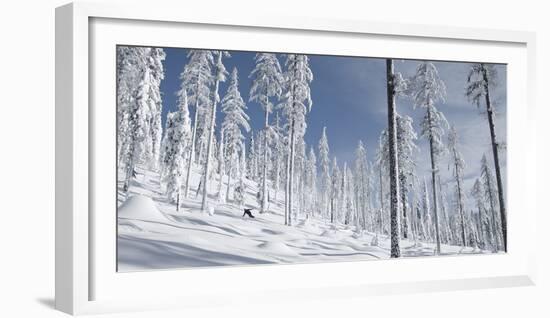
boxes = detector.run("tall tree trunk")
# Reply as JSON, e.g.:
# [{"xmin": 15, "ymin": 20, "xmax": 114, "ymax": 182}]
[
  {"xmin": 261, "ymin": 104, "xmax": 269, "ymax": 213},
  {"xmin": 427, "ymin": 107, "xmax": 442, "ymax": 254},
  {"xmin": 184, "ymin": 98, "xmax": 200, "ymax": 198},
  {"xmin": 399, "ymin": 173, "xmax": 408, "ymax": 239},
  {"xmin": 201, "ymin": 54, "xmax": 223, "ymax": 212},
  {"xmin": 482, "ymin": 64, "xmax": 507, "ymax": 252},
  {"xmin": 386, "ymin": 59, "xmax": 401, "ymax": 258}
]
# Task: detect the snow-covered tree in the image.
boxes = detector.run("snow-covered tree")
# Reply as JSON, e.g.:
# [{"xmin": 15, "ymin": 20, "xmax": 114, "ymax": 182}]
[
  {"xmin": 117, "ymin": 48, "xmax": 136, "ymax": 174},
  {"xmin": 233, "ymin": 141, "xmax": 247, "ymax": 209},
  {"xmin": 118, "ymin": 47, "xmax": 166, "ymax": 193},
  {"xmin": 294, "ymin": 138, "xmax": 307, "ymax": 220},
  {"xmin": 438, "ymin": 177, "xmax": 453, "ymax": 244},
  {"xmin": 249, "ymin": 53, "xmax": 284, "ymax": 213},
  {"xmin": 179, "ymin": 50, "xmax": 215, "ymax": 198},
  {"xmin": 247, "ymin": 134, "xmax": 257, "ymax": 180},
  {"xmin": 163, "ymin": 91, "xmax": 192, "ymax": 210},
  {"xmin": 201, "ymin": 51, "xmax": 229, "ymax": 212},
  {"xmin": 396, "ymin": 115, "xmax": 418, "ymax": 239},
  {"xmin": 421, "ymin": 179, "xmax": 432, "ymax": 242},
  {"xmin": 279, "ymin": 54, "xmax": 313, "ymax": 226},
  {"xmin": 480, "ymin": 154, "xmax": 500, "ymax": 251},
  {"xmin": 330, "ymin": 157, "xmax": 341, "ymax": 223},
  {"xmin": 466, "ymin": 63, "xmax": 507, "ymax": 251},
  {"xmin": 470, "ymin": 178, "xmax": 488, "ymax": 249},
  {"xmin": 354, "ymin": 140, "xmax": 369, "ymax": 231},
  {"xmin": 343, "ymin": 163, "xmax": 356, "ymax": 227},
  {"xmin": 341, "ymin": 162, "xmax": 357, "ymax": 227},
  {"xmin": 447, "ymin": 126, "xmax": 467, "ymax": 246},
  {"xmin": 305, "ymin": 147, "xmax": 318, "ymax": 216},
  {"xmin": 380, "ymin": 115, "xmax": 418, "ymax": 239},
  {"xmin": 271, "ymin": 112, "xmax": 285, "ymax": 204},
  {"xmin": 374, "ymin": 132, "xmax": 387, "ymax": 239},
  {"xmin": 148, "ymin": 48, "xmax": 167, "ymax": 170},
  {"xmin": 160, "ymin": 112, "xmax": 176, "ymax": 182},
  {"xmin": 221, "ymin": 68, "xmax": 251, "ymax": 202},
  {"xmin": 318, "ymin": 127, "xmax": 331, "ymax": 219},
  {"xmin": 409, "ymin": 61, "xmax": 448, "ymax": 254}
]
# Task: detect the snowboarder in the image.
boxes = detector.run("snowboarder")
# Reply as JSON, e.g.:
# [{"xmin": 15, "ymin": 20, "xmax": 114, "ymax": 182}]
[{"xmin": 242, "ymin": 208, "xmax": 255, "ymax": 218}]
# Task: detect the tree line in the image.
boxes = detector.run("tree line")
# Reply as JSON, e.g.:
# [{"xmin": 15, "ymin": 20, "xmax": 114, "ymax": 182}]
[{"xmin": 117, "ymin": 46, "xmax": 507, "ymax": 256}]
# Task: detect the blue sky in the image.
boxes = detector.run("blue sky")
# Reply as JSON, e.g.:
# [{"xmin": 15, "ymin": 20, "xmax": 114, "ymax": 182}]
[{"xmin": 158, "ymin": 47, "xmax": 507, "ymax": 212}]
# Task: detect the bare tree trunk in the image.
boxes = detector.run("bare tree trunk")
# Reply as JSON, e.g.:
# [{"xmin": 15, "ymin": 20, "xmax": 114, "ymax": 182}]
[
  {"xmin": 482, "ymin": 64, "xmax": 507, "ymax": 251},
  {"xmin": 386, "ymin": 59, "xmax": 401, "ymax": 258}
]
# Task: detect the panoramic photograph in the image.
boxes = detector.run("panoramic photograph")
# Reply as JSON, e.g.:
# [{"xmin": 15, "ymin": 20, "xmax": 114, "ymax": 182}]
[{"xmin": 116, "ymin": 46, "xmax": 507, "ymax": 271}]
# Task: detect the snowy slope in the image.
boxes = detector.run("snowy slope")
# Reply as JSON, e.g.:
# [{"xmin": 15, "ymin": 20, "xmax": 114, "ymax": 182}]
[{"xmin": 117, "ymin": 167, "xmax": 485, "ymax": 271}]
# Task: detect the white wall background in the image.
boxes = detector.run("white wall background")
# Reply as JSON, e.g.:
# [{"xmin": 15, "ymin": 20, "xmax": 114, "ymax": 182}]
[{"xmin": 0, "ymin": 0, "xmax": 547, "ymax": 317}]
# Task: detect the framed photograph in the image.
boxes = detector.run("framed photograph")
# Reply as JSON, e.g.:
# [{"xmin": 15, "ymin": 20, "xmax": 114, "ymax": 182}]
[{"xmin": 56, "ymin": 2, "xmax": 537, "ymax": 315}]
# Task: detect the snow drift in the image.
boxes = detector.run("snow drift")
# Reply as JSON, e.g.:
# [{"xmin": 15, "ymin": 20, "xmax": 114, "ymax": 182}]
[{"xmin": 118, "ymin": 195, "xmax": 168, "ymax": 223}]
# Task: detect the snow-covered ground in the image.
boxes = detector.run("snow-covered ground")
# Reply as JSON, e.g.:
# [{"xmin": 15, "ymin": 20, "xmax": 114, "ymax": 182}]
[{"xmin": 117, "ymin": 167, "xmax": 485, "ymax": 272}]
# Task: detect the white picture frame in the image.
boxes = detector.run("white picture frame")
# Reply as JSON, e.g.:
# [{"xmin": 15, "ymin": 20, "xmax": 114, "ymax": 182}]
[{"xmin": 55, "ymin": 1, "xmax": 537, "ymax": 315}]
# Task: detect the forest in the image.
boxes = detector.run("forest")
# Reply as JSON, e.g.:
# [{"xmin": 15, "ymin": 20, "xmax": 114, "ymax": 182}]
[{"xmin": 116, "ymin": 46, "xmax": 507, "ymax": 270}]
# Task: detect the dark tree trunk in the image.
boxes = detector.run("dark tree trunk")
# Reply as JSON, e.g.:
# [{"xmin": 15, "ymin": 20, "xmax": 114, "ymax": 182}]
[
  {"xmin": 399, "ymin": 173, "xmax": 408, "ymax": 239},
  {"xmin": 386, "ymin": 59, "xmax": 401, "ymax": 258},
  {"xmin": 482, "ymin": 64, "xmax": 507, "ymax": 252}
]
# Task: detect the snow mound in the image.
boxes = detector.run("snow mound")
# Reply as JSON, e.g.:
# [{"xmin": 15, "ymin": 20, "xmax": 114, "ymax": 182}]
[
  {"xmin": 118, "ymin": 195, "xmax": 168, "ymax": 223},
  {"xmin": 320, "ymin": 230, "xmax": 336, "ymax": 238},
  {"xmin": 257, "ymin": 241, "xmax": 297, "ymax": 255}
]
